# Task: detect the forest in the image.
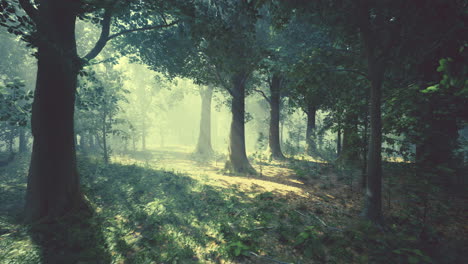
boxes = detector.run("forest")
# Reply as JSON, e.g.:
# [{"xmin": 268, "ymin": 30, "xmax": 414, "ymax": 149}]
[{"xmin": 0, "ymin": 0, "xmax": 467, "ymax": 263}]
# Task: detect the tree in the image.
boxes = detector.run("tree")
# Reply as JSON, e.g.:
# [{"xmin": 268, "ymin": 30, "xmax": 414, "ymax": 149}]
[
  {"xmin": 195, "ymin": 85, "xmax": 215, "ymax": 156},
  {"xmin": 123, "ymin": 1, "xmax": 262, "ymax": 173},
  {"xmin": 261, "ymin": 0, "xmax": 466, "ymax": 224},
  {"xmin": 0, "ymin": 0, "xmax": 179, "ymax": 221}
]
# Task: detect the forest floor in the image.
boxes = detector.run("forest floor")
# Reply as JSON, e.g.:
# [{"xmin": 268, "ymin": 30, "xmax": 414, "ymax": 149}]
[{"xmin": 0, "ymin": 148, "xmax": 466, "ymax": 264}]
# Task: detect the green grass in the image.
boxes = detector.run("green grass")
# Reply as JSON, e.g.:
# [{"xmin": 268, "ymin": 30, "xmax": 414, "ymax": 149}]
[
  {"xmin": 1, "ymin": 153, "xmax": 466, "ymax": 263},
  {"xmin": 0, "ymin": 155, "xmax": 314, "ymax": 263}
]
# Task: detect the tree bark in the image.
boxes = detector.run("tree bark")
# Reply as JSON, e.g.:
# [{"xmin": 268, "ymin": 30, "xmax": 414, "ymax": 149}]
[
  {"xmin": 359, "ymin": 0, "xmax": 384, "ymax": 224},
  {"xmin": 195, "ymin": 85, "xmax": 214, "ymax": 157},
  {"xmin": 362, "ymin": 59, "xmax": 384, "ymax": 224},
  {"xmin": 305, "ymin": 103, "xmax": 316, "ymax": 156},
  {"xmin": 361, "ymin": 117, "xmax": 369, "ymax": 189},
  {"xmin": 268, "ymin": 73, "xmax": 285, "ymax": 160},
  {"xmin": 24, "ymin": 0, "xmax": 88, "ymax": 222},
  {"xmin": 225, "ymin": 72, "xmax": 255, "ymax": 174}
]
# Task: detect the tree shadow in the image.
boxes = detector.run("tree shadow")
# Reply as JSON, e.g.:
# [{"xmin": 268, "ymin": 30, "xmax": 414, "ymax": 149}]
[
  {"xmin": 0, "ymin": 154, "xmax": 111, "ymax": 263},
  {"xmin": 28, "ymin": 212, "xmax": 112, "ymax": 264},
  {"xmin": 79, "ymin": 158, "xmax": 258, "ymax": 263}
]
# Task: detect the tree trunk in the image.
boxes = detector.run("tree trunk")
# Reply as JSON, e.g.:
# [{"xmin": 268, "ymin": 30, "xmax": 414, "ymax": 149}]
[
  {"xmin": 24, "ymin": 1, "xmax": 88, "ymax": 222},
  {"xmin": 338, "ymin": 112, "xmax": 361, "ymax": 166},
  {"xmin": 268, "ymin": 74, "xmax": 285, "ymax": 160},
  {"xmin": 102, "ymin": 117, "xmax": 109, "ymax": 164},
  {"xmin": 79, "ymin": 133, "xmax": 86, "ymax": 153},
  {"xmin": 19, "ymin": 127, "xmax": 27, "ymax": 153},
  {"xmin": 141, "ymin": 128, "xmax": 146, "ymax": 151},
  {"xmin": 362, "ymin": 59, "xmax": 384, "ymax": 224},
  {"xmin": 195, "ymin": 85, "xmax": 214, "ymax": 156},
  {"xmin": 357, "ymin": 0, "xmax": 385, "ymax": 224},
  {"xmin": 225, "ymin": 72, "xmax": 255, "ymax": 174},
  {"xmin": 8, "ymin": 127, "xmax": 15, "ymax": 154},
  {"xmin": 132, "ymin": 134, "xmax": 136, "ymax": 152},
  {"xmin": 337, "ymin": 127, "xmax": 342, "ymax": 157},
  {"xmin": 361, "ymin": 117, "xmax": 369, "ymax": 189},
  {"xmin": 305, "ymin": 103, "xmax": 316, "ymax": 156}
]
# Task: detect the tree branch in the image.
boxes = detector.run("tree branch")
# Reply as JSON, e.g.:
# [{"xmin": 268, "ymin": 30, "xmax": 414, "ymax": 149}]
[
  {"xmin": 106, "ymin": 20, "xmax": 179, "ymax": 41},
  {"xmin": 82, "ymin": 5, "xmax": 179, "ymax": 62},
  {"xmin": 18, "ymin": 0, "xmax": 38, "ymax": 24},
  {"xmin": 213, "ymin": 66, "xmax": 233, "ymax": 96},
  {"xmin": 83, "ymin": 7, "xmax": 113, "ymax": 62},
  {"xmin": 253, "ymin": 88, "xmax": 271, "ymax": 104}
]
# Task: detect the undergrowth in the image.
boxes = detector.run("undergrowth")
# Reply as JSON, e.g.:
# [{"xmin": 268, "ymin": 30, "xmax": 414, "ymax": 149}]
[{"xmin": 0, "ymin": 153, "xmax": 466, "ymax": 263}]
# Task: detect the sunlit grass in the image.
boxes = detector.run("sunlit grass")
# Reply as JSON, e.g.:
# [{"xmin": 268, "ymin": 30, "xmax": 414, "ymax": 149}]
[
  {"xmin": 112, "ymin": 145, "xmax": 311, "ymax": 197},
  {"xmin": 2, "ymin": 150, "xmax": 464, "ymax": 263}
]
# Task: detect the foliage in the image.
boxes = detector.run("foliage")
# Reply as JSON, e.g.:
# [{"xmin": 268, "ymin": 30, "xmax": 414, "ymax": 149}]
[{"xmin": 0, "ymin": 77, "xmax": 32, "ymax": 127}]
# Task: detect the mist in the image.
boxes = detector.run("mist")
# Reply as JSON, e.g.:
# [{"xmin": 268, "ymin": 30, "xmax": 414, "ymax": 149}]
[{"xmin": 0, "ymin": 1, "xmax": 466, "ymax": 263}]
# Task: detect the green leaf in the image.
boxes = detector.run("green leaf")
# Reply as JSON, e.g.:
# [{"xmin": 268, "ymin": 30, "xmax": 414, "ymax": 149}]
[{"xmin": 421, "ymin": 85, "xmax": 439, "ymax": 93}]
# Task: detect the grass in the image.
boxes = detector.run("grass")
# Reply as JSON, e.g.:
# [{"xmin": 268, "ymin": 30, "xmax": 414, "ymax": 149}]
[{"xmin": 0, "ymin": 150, "xmax": 467, "ymax": 263}]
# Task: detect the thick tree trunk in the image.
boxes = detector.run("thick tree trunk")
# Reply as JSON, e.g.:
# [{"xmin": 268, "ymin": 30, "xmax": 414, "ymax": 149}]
[
  {"xmin": 24, "ymin": 1, "xmax": 88, "ymax": 222},
  {"xmin": 195, "ymin": 85, "xmax": 214, "ymax": 156},
  {"xmin": 268, "ymin": 74, "xmax": 285, "ymax": 160},
  {"xmin": 19, "ymin": 127, "xmax": 27, "ymax": 153},
  {"xmin": 305, "ymin": 103, "xmax": 316, "ymax": 156},
  {"xmin": 225, "ymin": 72, "xmax": 255, "ymax": 174},
  {"xmin": 362, "ymin": 59, "xmax": 384, "ymax": 224}
]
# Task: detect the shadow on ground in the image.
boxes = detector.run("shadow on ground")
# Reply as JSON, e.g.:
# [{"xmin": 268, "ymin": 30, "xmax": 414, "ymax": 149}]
[{"xmin": 28, "ymin": 212, "xmax": 112, "ymax": 264}]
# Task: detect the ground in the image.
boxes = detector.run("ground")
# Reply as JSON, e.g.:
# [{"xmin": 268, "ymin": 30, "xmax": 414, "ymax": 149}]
[{"xmin": 0, "ymin": 147, "xmax": 466, "ymax": 263}]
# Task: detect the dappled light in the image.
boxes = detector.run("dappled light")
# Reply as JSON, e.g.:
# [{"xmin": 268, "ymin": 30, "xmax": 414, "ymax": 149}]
[{"xmin": 1, "ymin": 0, "xmax": 467, "ymax": 263}]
